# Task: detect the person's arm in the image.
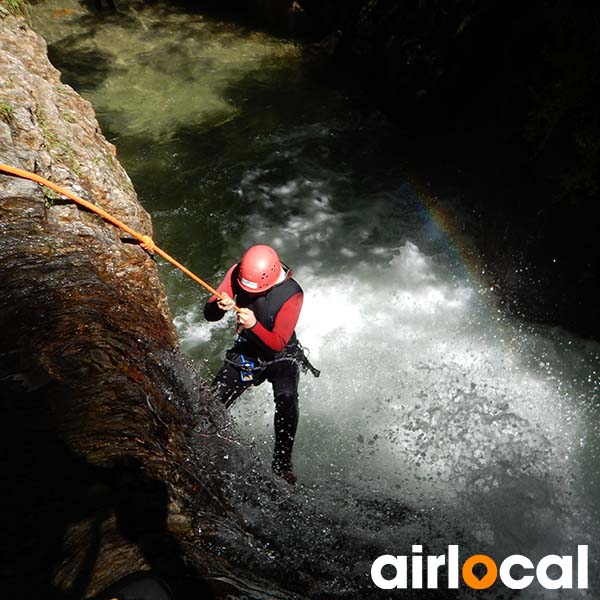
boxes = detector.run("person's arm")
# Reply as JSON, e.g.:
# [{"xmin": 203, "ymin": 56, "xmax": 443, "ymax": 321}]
[
  {"xmin": 243, "ymin": 292, "xmax": 303, "ymax": 352},
  {"xmin": 203, "ymin": 264, "xmax": 237, "ymax": 321}
]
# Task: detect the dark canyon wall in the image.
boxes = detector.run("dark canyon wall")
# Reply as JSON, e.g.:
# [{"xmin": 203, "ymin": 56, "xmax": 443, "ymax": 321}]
[
  {"xmin": 0, "ymin": 9, "xmax": 265, "ymax": 599},
  {"xmin": 199, "ymin": 0, "xmax": 600, "ymax": 339}
]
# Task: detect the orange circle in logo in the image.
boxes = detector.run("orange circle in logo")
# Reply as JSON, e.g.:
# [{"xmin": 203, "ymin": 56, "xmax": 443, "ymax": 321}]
[{"xmin": 462, "ymin": 554, "xmax": 498, "ymax": 589}]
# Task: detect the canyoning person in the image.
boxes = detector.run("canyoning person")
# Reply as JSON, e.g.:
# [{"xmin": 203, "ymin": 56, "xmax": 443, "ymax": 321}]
[{"xmin": 204, "ymin": 244, "xmax": 310, "ymax": 485}]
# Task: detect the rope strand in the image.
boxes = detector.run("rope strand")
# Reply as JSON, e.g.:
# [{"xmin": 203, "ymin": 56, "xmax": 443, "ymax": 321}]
[{"xmin": 0, "ymin": 163, "xmax": 239, "ymax": 312}]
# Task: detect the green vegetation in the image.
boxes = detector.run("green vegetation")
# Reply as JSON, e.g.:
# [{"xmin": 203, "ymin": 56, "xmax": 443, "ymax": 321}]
[
  {"xmin": 36, "ymin": 106, "xmax": 62, "ymax": 148},
  {"xmin": 35, "ymin": 106, "xmax": 82, "ymax": 178},
  {"xmin": 43, "ymin": 188, "xmax": 62, "ymax": 209},
  {"xmin": 0, "ymin": 0, "xmax": 30, "ymax": 18},
  {"xmin": 0, "ymin": 100, "xmax": 14, "ymax": 121}
]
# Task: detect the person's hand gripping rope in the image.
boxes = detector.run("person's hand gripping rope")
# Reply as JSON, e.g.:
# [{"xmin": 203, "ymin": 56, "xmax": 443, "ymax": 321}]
[{"xmin": 218, "ymin": 292, "xmax": 256, "ymax": 329}]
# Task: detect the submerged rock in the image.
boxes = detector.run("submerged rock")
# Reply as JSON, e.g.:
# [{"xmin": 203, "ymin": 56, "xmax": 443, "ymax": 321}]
[{"xmin": 0, "ymin": 12, "xmax": 283, "ymax": 600}]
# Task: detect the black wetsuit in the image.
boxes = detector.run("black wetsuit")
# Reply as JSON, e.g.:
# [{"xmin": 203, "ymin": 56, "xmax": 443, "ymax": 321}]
[{"xmin": 204, "ymin": 266, "xmax": 303, "ymax": 474}]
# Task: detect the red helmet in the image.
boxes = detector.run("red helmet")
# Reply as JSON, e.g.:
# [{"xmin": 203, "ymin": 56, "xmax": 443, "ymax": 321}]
[{"xmin": 238, "ymin": 244, "xmax": 282, "ymax": 292}]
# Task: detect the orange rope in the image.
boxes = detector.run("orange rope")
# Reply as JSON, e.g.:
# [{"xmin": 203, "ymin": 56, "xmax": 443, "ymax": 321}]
[{"xmin": 0, "ymin": 163, "xmax": 240, "ymax": 312}]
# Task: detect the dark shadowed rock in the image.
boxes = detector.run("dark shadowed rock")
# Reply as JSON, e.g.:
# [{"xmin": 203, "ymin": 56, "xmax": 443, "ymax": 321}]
[{"xmin": 0, "ymin": 11, "xmax": 292, "ymax": 600}]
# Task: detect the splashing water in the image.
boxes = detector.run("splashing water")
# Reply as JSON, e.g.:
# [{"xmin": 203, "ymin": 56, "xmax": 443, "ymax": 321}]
[{"xmin": 218, "ymin": 134, "xmax": 600, "ymax": 597}]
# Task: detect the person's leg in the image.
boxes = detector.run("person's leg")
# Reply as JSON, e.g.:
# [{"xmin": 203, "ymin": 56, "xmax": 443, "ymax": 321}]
[
  {"xmin": 267, "ymin": 360, "xmax": 300, "ymax": 478},
  {"xmin": 211, "ymin": 360, "xmax": 251, "ymax": 408}
]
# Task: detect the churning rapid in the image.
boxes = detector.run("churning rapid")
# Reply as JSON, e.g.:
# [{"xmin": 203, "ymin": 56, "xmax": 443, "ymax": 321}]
[{"xmin": 31, "ymin": 1, "xmax": 600, "ymax": 597}]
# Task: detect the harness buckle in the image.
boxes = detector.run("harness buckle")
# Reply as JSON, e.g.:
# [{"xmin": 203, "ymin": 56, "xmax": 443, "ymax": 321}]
[{"xmin": 239, "ymin": 354, "xmax": 255, "ymax": 382}]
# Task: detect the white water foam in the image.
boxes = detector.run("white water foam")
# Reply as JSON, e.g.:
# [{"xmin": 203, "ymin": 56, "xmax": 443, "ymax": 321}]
[{"xmin": 180, "ymin": 164, "xmax": 599, "ymax": 594}]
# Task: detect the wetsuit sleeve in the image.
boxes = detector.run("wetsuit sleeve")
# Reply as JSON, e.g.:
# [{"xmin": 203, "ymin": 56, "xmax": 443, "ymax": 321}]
[
  {"xmin": 245, "ymin": 292, "xmax": 303, "ymax": 352},
  {"xmin": 203, "ymin": 264, "xmax": 237, "ymax": 322}
]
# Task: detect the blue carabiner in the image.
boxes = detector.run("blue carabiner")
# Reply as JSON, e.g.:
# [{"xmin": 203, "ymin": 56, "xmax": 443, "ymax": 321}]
[{"xmin": 239, "ymin": 354, "xmax": 255, "ymax": 382}]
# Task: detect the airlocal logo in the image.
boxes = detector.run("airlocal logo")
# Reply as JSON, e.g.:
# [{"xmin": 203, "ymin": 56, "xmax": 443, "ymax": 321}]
[{"xmin": 371, "ymin": 545, "xmax": 588, "ymax": 591}]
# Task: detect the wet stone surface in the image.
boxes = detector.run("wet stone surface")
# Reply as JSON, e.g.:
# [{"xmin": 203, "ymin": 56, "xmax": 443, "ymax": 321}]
[{"xmin": 0, "ymin": 12, "xmax": 278, "ymax": 600}]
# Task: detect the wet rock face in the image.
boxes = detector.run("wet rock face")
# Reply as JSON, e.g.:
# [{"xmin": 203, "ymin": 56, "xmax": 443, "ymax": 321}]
[{"xmin": 0, "ymin": 12, "xmax": 242, "ymax": 599}]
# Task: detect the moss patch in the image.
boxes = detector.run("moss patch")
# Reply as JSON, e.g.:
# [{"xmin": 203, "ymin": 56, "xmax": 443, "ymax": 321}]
[
  {"xmin": 0, "ymin": 0, "xmax": 30, "ymax": 18},
  {"xmin": 0, "ymin": 100, "xmax": 14, "ymax": 121}
]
